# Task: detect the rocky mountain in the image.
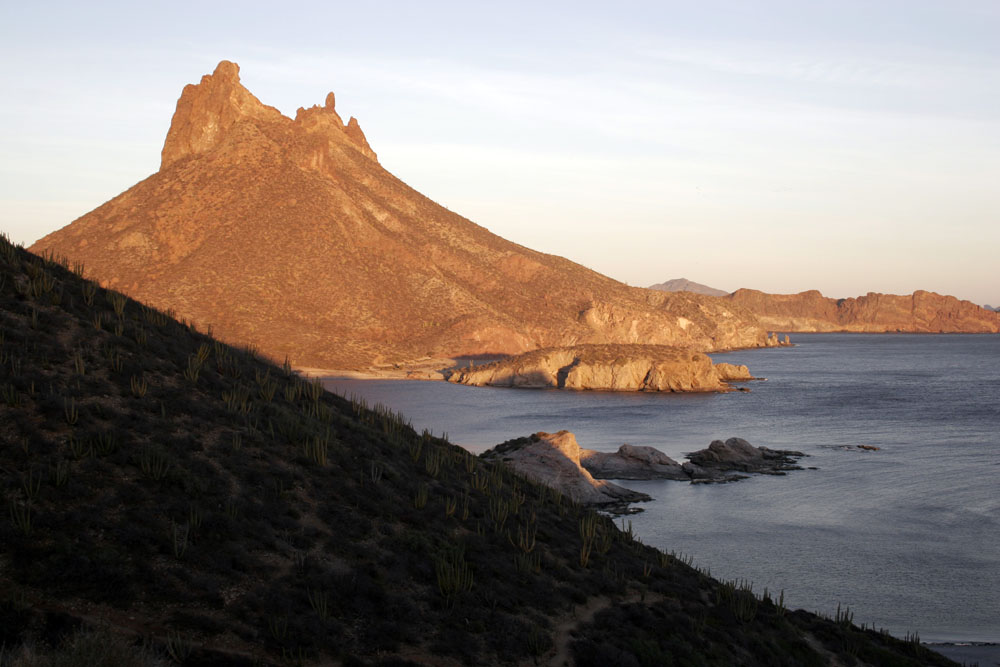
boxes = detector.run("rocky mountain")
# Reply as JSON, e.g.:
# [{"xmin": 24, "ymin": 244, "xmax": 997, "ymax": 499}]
[
  {"xmin": 985, "ymin": 304, "xmax": 999, "ymax": 312},
  {"xmin": 29, "ymin": 61, "xmax": 775, "ymax": 372},
  {"xmin": 724, "ymin": 288, "xmax": 1000, "ymax": 333},
  {"xmin": 648, "ymin": 277, "xmax": 729, "ymax": 297}
]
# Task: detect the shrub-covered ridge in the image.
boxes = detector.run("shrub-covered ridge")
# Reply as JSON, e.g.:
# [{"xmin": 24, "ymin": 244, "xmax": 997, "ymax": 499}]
[{"xmin": 0, "ymin": 233, "xmax": 955, "ymax": 665}]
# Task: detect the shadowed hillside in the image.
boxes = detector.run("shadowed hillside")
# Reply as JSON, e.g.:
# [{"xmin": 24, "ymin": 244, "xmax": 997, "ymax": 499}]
[
  {"xmin": 29, "ymin": 61, "xmax": 776, "ymax": 372},
  {"xmin": 0, "ymin": 234, "xmax": 956, "ymax": 665}
]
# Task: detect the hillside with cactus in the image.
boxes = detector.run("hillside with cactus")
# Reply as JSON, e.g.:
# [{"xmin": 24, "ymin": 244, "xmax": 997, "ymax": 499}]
[{"xmin": 0, "ymin": 233, "xmax": 956, "ymax": 665}]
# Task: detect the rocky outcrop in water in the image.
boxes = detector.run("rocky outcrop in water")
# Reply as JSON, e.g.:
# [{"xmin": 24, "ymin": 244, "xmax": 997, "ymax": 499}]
[
  {"xmin": 579, "ymin": 438, "xmax": 806, "ymax": 483},
  {"xmin": 580, "ymin": 444, "xmax": 688, "ymax": 480},
  {"xmin": 447, "ymin": 344, "xmax": 758, "ymax": 392},
  {"xmin": 480, "ymin": 431, "xmax": 650, "ymax": 507},
  {"xmin": 685, "ymin": 438, "xmax": 805, "ymax": 476},
  {"xmin": 714, "ymin": 362, "xmax": 755, "ymax": 382}
]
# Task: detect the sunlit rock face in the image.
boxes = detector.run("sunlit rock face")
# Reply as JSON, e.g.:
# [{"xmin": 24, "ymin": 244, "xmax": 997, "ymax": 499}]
[
  {"xmin": 481, "ymin": 431, "xmax": 650, "ymax": 506},
  {"xmin": 725, "ymin": 289, "xmax": 1000, "ymax": 333},
  {"xmin": 447, "ymin": 344, "xmax": 754, "ymax": 393},
  {"xmin": 32, "ymin": 60, "xmax": 775, "ymax": 370}
]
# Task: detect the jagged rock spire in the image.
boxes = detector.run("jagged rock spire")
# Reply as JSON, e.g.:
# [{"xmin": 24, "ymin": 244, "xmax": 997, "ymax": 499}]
[{"xmin": 161, "ymin": 60, "xmax": 377, "ymax": 169}]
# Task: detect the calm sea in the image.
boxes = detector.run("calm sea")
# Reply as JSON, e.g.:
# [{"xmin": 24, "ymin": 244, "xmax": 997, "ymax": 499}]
[{"xmin": 321, "ymin": 334, "xmax": 1000, "ymax": 643}]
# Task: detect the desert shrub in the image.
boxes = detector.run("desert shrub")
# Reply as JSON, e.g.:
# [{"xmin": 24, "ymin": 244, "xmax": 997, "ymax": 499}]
[{"xmin": 0, "ymin": 626, "xmax": 167, "ymax": 667}]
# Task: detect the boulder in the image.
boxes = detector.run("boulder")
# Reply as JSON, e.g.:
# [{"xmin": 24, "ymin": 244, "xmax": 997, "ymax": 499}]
[
  {"xmin": 714, "ymin": 362, "xmax": 754, "ymax": 381},
  {"xmin": 686, "ymin": 437, "xmax": 805, "ymax": 474},
  {"xmin": 480, "ymin": 431, "xmax": 650, "ymax": 508},
  {"xmin": 580, "ymin": 444, "xmax": 688, "ymax": 480}
]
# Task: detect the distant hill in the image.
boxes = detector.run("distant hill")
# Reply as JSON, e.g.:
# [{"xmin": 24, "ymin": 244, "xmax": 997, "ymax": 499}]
[
  {"xmin": 985, "ymin": 304, "xmax": 999, "ymax": 312},
  {"xmin": 724, "ymin": 289, "xmax": 1000, "ymax": 333},
  {"xmin": 648, "ymin": 277, "xmax": 729, "ymax": 297},
  {"xmin": 30, "ymin": 61, "xmax": 775, "ymax": 372},
  {"xmin": 0, "ymin": 234, "xmax": 957, "ymax": 665}
]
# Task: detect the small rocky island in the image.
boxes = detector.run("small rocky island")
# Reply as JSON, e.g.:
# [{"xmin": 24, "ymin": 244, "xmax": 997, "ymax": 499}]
[
  {"xmin": 582, "ymin": 437, "xmax": 806, "ymax": 484},
  {"xmin": 481, "ymin": 431, "xmax": 806, "ymax": 509},
  {"xmin": 447, "ymin": 344, "xmax": 756, "ymax": 392}
]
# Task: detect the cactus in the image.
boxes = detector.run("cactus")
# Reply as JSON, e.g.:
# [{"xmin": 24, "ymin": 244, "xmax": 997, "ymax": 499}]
[
  {"xmin": 307, "ymin": 588, "xmax": 331, "ymax": 621},
  {"xmin": 130, "ymin": 374, "xmax": 148, "ymax": 398},
  {"xmin": 183, "ymin": 354, "xmax": 202, "ymax": 384},
  {"xmin": 424, "ymin": 446, "xmax": 444, "ymax": 477},
  {"xmin": 435, "ymin": 547, "xmax": 474, "ymax": 604},
  {"xmin": 835, "ymin": 602, "xmax": 854, "ymax": 628},
  {"xmin": 63, "ymin": 397, "xmax": 78, "ymax": 425},
  {"xmin": 107, "ymin": 291, "xmax": 127, "ymax": 318},
  {"xmin": 171, "ymin": 521, "xmax": 189, "ymax": 559},
  {"xmin": 21, "ymin": 468, "xmax": 42, "ymax": 501},
  {"xmin": 579, "ymin": 512, "xmax": 600, "ymax": 568},
  {"xmin": 303, "ymin": 432, "xmax": 330, "ymax": 466},
  {"xmin": 8, "ymin": 500, "xmax": 32, "ymax": 536},
  {"xmin": 413, "ymin": 483, "xmax": 429, "ymax": 509},
  {"xmin": 50, "ymin": 460, "xmax": 71, "ymax": 487},
  {"xmin": 488, "ymin": 496, "xmax": 512, "ymax": 531},
  {"xmin": 138, "ymin": 446, "xmax": 171, "ymax": 480}
]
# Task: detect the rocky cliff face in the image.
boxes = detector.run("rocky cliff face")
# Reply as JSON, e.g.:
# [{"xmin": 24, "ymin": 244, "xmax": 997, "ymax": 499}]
[
  {"xmin": 481, "ymin": 431, "xmax": 650, "ymax": 506},
  {"xmin": 30, "ymin": 61, "xmax": 776, "ymax": 371},
  {"xmin": 725, "ymin": 289, "xmax": 1000, "ymax": 333},
  {"xmin": 446, "ymin": 344, "xmax": 757, "ymax": 392}
]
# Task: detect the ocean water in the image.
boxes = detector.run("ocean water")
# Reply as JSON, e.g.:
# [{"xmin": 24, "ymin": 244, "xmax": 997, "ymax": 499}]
[{"xmin": 321, "ymin": 334, "xmax": 1000, "ymax": 643}]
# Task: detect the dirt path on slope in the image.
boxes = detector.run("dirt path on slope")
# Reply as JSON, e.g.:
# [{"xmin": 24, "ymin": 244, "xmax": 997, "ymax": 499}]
[{"xmin": 543, "ymin": 590, "xmax": 663, "ymax": 667}]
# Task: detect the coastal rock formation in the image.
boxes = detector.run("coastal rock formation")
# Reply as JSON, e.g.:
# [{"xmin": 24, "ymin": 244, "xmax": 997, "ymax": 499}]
[
  {"xmin": 579, "ymin": 438, "xmax": 804, "ymax": 483},
  {"xmin": 446, "ymin": 344, "xmax": 757, "ymax": 392},
  {"xmin": 30, "ymin": 60, "xmax": 779, "ymax": 371},
  {"xmin": 714, "ymin": 362, "xmax": 754, "ymax": 381},
  {"xmin": 724, "ymin": 289, "xmax": 1000, "ymax": 333},
  {"xmin": 480, "ymin": 431, "xmax": 650, "ymax": 507},
  {"xmin": 648, "ymin": 277, "xmax": 729, "ymax": 297},
  {"xmin": 685, "ymin": 437, "xmax": 805, "ymax": 476},
  {"xmin": 580, "ymin": 444, "xmax": 688, "ymax": 480}
]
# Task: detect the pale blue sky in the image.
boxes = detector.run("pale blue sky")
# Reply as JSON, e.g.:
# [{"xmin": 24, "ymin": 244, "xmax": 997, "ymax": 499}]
[{"xmin": 2, "ymin": 1, "xmax": 998, "ymax": 305}]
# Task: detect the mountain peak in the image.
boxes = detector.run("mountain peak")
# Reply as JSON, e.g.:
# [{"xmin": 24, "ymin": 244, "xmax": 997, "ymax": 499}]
[
  {"xmin": 212, "ymin": 59, "xmax": 240, "ymax": 81},
  {"xmin": 32, "ymin": 61, "xmax": 773, "ymax": 369},
  {"xmin": 648, "ymin": 278, "xmax": 728, "ymax": 297},
  {"xmin": 160, "ymin": 59, "xmax": 283, "ymax": 169},
  {"xmin": 160, "ymin": 59, "xmax": 377, "ymax": 170}
]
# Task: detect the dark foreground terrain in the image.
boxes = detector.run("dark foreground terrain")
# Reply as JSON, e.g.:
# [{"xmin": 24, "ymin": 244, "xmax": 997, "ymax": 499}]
[{"xmin": 0, "ymin": 233, "xmax": 955, "ymax": 665}]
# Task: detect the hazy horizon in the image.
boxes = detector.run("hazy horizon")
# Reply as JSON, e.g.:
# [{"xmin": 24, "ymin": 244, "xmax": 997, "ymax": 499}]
[{"xmin": 2, "ymin": 1, "xmax": 997, "ymax": 305}]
